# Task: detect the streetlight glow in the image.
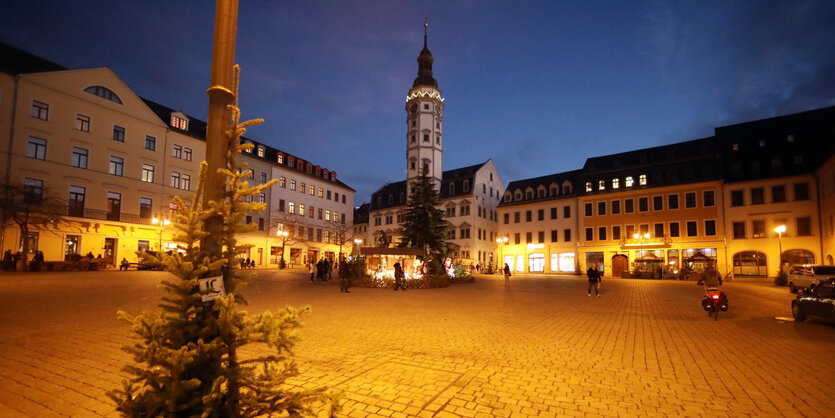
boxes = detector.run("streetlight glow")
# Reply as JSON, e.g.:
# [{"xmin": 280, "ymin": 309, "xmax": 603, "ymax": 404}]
[{"xmin": 774, "ymin": 225, "xmax": 786, "ymax": 234}]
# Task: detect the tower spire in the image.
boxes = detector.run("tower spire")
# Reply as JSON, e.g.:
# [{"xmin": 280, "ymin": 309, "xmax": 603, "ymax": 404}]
[
  {"xmin": 424, "ymin": 15, "xmax": 428, "ymax": 48},
  {"xmin": 413, "ymin": 17, "xmax": 437, "ymax": 88}
]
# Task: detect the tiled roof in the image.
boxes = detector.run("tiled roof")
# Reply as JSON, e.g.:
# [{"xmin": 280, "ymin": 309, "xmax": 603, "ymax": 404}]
[{"xmin": 0, "ymin": 42, "xmax": 66, "ymax": 75}]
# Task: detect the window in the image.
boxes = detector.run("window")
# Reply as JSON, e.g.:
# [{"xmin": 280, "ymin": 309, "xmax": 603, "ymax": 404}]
[
  {"xmin": 145, "ymin": 135, "xmax": 156, "ymax": 150},
  {"xmin": 448, "ymin": 229, "xmax": 456, "ymax": 240},
  {"xmin": 563, "ymin": 206, "xmax": 571, "ymax": 218},
  {"xmin": 183, "ymin": 173, "xmax": 192, "ymax": 190},
  {"xmin": 170, "ymin": 172, "xmax": 181, "ymax": 188},
  {"xmin": 526, "ymin": 232, "xmax": 532, "ymax": 243},
  {"xmin": 172, "ymin": 144, "xmax": 182, "ymax": 159},
  {"xmin": 732, "ymin": 222, "xmax": 745, "ymax": 239},
  {"xmin": 460, "ymin": 205, "xmax": 470, "ymax": 216},
  {"xmin": 140, "ymin": 197, "xmax": 152, "ymax": 219},
  {"xmin": 797, "ymin": 217, "xmax": 812, "ymax": 236},
  {"xmin": 75, "ymin": 114, "xmax": 90, "ymax": 132},
  {"xmin": 598, "ymin": 180, "xmax": 605, "ymax": 191},
  {"xmin": 639, "ymin": 174, "xmax": 647, "ymax": 186},
  {"xmin": 612, "ymin": 226, "xmax": 621, "ymax": 240},
  {"xmin": 31, "ymin": 100, "xmax": 48, "ymax": 120},
  {"xmin": 564, "ymin": 229, "xmax": 571, "ymax": 241},
  {"xmin": 731, "ymin": 190, "xmax": 744, "ymax": 207},
  {"xmin": 625, "ymin": 176, "xmax": 634, "ymax": 187},
  {"xmin": 290, "ymin": 180, "xmax": 296, "ymax": 191},
  {"xmin": 752, "ymin": 220, "xmax": 766, "ymax": 238},
  {"xmin": 750, "ymin": 188, "xmax": 764, "ymax": 205},
  {"xmin": 624, "ymin": 199, "xmax": 634, "ymax": 213},
  {"xmin": 597, "ymin": 201, "xmax": 606, "ymax": 215},
  {"xmin": 685, "ymin": 192, "xmax": 696, "ymax": 208},
  {"xmin": 257, "ymin": 146, "xmax": 265, "ymax": 157},
  {"xmin": 463, "ymin": 180, "xmax": 470, "ymax": 193},
  {"xmin": 551, "ymin": 230, "xmax": 558, "ymax": 242},
  {"xmin": 258, "ymin": 217, "xmax": 265, "ymax": 231},
  {"xmin": 318, "ymin": 208, "xmax": 324, "ymax": 220},
  {"xmin": 585, "ymin": 182, "xmax": 592, "ymax": 192},
  {"xmin": 84, "ymin": 85, "xmax": 122, "ymax": 104},
  {"xmin": 461, "ymin": 228, "xmax": 471, "ymax": 239},
  {"xmin": 27, "ymin": 137, "xmax": 47, "ymax": 160},
  {"xmin": 109, "ymin": 156, "xmax": 124, "ymax": 176},
  {"xmin": 23, "ymin": 178, "xmax": 43, "ymax": 204},
  {"xmin": 653, "ymin": 196, "xmax": 663, "ymax": 211},
  {"xmin": 171, "ymin": 115, "xmax": 188, "ymax": 130},
  {"xmin": 309, "ymin": 185, "xmax": 314, "ymax": 195},
  {"xmin": 70, "ymin": 147, "xmax": 88, "ymax": 168},
  {"xmin": 611, "ymin": 200, "xmax": 620, "ymax": 214},
  {"xmin": 794, "ymin": 182, "xmax": 809, "ymax": 201},
  {"xmin": 141, "ymin": 164, "xmax": 155, "ymax": 183},
  {"xmin": 318, "ymin": 187, "xmax": 324, "ymax": 198},
  {"xmin": 584, "ymin": 203, "xmax": 592, "ymax": 217},
  {"xmin": 278, "ymin": 199, "xmax": 285, "ymax": 212},
  {"xmin": 68, "ymin": 186, "xmax": 85, "ymax": 217},
  {"xmin": 669, "ymin": 222, "xmax": 680, "ymax": 237},
  {"xmin": 772, "ymin": 185, "xmax": 786, "ymax": 203},
  {"xmin": 654, "ymin": 223, "xmax": 665, "ymax": 237},
  {"xmin": 503, "ymin": 213, "xmax": 509, "ymax": 224},
  {"xmin": 625, "ymin": 225, "xmax": 635, "ymax": 238},
  {"xmin": 112, "ymin": 125, "xmax": 125, "ymax": 142},
  {"xmin": 585, "ymin": 228, "xmax": 594, "ymax": 241},
  {"xmin": 551, "ymin": 207, "xmax": 558, "ymax": 219},
  {"xmin": 686, "ymin": 221, "xmax": 698, "ymax": 237},
  {"xmin": 289, "ymin": 202, "xmax": 296, "ymax": 214},
  {"xmin": 704, "ymin": 220, "xmax": 716, "ymax": 236},
  {"xmin": 638, "ymin": 197, "xmax": 648, "ymax": 212},
  {"xmin": 668, "ymin": 194, "xmax": 679, "ymax": 209},
  {"xmin": 423, "ymin": 134, "xmax": 429, "ymax": 142},
  {"xmin": 612, "ymin": 178, "xmax": 619, "ymax": 189},
  {"xmin": 523, "ymin": 210, "xmax": 531, "ymax": 222},
  {"xmin": 703, "ymin": 191, "xmax": 715, "ymax": 207},
  {"xmin": 538, "ymin": 231, "xmax": 545, "ymax": 243},
  {"xmin": 107, "ymin": 192, "xmax": 122, "ymax": 221},
  {"xmin": 538, "ymin": 209, "xmax": 544, "ymax": 221},
  {"xmin": 598, "ymin": 227, "xmax": 607, "ymax": 241}
]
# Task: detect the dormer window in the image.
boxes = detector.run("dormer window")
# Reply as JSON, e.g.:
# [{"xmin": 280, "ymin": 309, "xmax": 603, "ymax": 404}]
[
  {"xmin": 277, "ymin": 154, "xmax": 284, "ymax": 164},
  {"xmin": 449, "ymin": 183, "xmax": 455, "ymax": 194},
  {"xmin": 287, "ymin": 156, "xmax": 294, "ymax": 167},
  {"xmin": 463, "ymin": 180, "xmax": 470, "ymax": 193},
  {"xmin": 171, "ymin": 114, "xmax": 188, "ymax": 130},
  {"xmin": 612, "ymin": 178, "xmax": 619, "ymax": 189},
  {"xmin": 598, "ymin": 180, "xmax": 605, "ymax": 191},
  {"xmin": 585, "ymin": 182, "xmax": 592, "ymax": 192},
  {"xmin": 625, "ymin": 177, "xmax": 634, "ymax": 187},
  {"xmin": 639, "ymin": 174, "xmax": 647, "ymax": 186},
  {"xmin": 84, "ymin": 86, "xmax": 122, "ymax": 104},
  {"xmin": 257, "ymin": 146, "xmax": 265, "ymax": 157}
]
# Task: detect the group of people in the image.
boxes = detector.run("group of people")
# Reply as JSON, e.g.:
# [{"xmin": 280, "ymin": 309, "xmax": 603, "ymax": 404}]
[
  {"xmin": 240, "ymin": 258, "xmax": 256, "ymax": 269},
  {"xmin": 2, "ymin": 250, "xmax": 44, "ymax": 272},
  {"xmin": 310, "ymin": 258, "xmax": 333, "ymax": 281}
]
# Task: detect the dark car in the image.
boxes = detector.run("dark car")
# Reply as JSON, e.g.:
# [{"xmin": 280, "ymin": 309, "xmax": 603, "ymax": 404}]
[{"xmin": 792, "ymin": 279, "xmax": 835, "ymax": 323}]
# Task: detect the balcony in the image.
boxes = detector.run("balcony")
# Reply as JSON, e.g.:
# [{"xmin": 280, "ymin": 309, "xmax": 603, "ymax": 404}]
[{"xmin": 64, "ymin": 206, "xmax": 154, "ymax": 226}]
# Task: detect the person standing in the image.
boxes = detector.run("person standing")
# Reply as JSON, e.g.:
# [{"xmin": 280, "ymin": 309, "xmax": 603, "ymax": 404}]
[
  {"xmin": 2, "ymin": 250, "xmax": 13, "ymax": 271},
  {"xmin": 393, "ymin": 262, "xmax": 406, "ymax": 291},
  {"xmin": 339, "ymin": 258, "xmax": 350, "ymax": 293},
  {"xmin": 503, "ymin": 263, "xmax": 511, "ymax": 288},
  {"xmin": 587, "ymin": 263, "xmax": 602, "ymax": 296},
  {"xmin": 309, "ymin": 260, "xmax": 316, "ymax": 282}
]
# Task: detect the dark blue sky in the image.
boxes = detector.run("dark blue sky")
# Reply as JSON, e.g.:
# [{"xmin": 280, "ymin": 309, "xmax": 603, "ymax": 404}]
[{"xmin": 2, "ymin": 1, "xmax": 834, "ymax": 202}]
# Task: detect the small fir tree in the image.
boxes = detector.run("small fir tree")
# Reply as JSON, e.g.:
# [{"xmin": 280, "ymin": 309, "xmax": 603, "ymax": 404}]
[
  {"xmin": 397, "ymin": 166, "xmax": 451, "ymax": 263},
  {"xmin": 108, "ymin": 66, "xmax": 339, "ymax": 417}
]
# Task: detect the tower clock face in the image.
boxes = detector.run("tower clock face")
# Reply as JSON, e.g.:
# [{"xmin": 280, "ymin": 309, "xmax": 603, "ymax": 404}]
[{"xmin": 409, "ymin": 103, "xmax": 418, "ymax": 114}]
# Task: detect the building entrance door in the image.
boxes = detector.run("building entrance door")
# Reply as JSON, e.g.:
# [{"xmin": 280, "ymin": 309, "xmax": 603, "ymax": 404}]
[
  {"xmin": 104, "ymin": 238, "xmax": 116, "ymax": 266},
  {"xmin": 612, "ymin": 254, "xmax": 628, "ymax": 278}
]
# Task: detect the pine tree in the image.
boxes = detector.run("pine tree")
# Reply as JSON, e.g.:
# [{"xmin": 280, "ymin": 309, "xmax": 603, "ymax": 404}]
[
  {"xmin": 108, "ymin": 66, "xmax": 339, "ymax": 417},
  {"xmin": 397, "ymin": 166, "xmax": 451, "ymax": 260}
]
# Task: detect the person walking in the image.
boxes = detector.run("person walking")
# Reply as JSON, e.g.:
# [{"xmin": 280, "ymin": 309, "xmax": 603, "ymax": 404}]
[
  {"xmin": 2, "ymin": 250, "xmax": 13, "ymax": 271},
  {"xmin": 309, "ymin": 260, "xmax": 316, "ymax": 282},
  {"xmin": 393, "ymin": 262, "xmax": 406, "ymax": 291},
  {"xmin": 339, "ymin": 258, "xmax": 350, "ymax": 293},
  {"xmin": 503, "ymin": 263, "xmax": 511, "ymax": 288},
  {"xmin": 587, "ymin": 263, "xmax": 602, "ymax": 296}
]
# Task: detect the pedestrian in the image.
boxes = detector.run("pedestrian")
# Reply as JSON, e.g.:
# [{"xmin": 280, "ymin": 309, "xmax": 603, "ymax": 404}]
[
  {"xmin": 119, "ymin": 258, "xmax": 130, "ymax": 271},
  {"xmin": 327, "ymin": 259, "xmax": 333, "ymax": 280},
  {"xmin": 393, "ymin": 262, "xmax": 406, "ymax": 291},
  {"xmin": 2, "ymin": 250, "xmax": 12, "ymax": 271},
  {"xmin": 240, "ymin": 258, "xmax": 246, "ymax": 269},
  {"xmin": 339, "ymin": 258, "xmax": 350, "ymax": 293},
  {"xmin": 503, "ymin": 263, "xmax": 511, "ymax": 288},
  {"xmin": 587, "ymin": 263, "xmax": 602, "ymax": 296},
  {"xmin": 30, "ymin": 251, "xmax": 44, "ymax": 272},
  {"xmin": 309, "ymin": 260, "xmax": 316, "ymax": 281},
  {"xmin": 244, "ymin": 257, "xmax": 251, "ymax": 269}
]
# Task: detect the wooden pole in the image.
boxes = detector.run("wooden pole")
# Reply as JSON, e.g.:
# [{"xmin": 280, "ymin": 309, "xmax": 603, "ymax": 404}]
[{"xmin": 202, "ymin": 0, "xmax": 239, "ymax": 258}]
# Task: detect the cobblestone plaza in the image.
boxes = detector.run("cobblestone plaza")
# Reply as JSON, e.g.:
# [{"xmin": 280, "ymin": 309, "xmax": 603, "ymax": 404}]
[{"xmin": 1, "ymin": 270, "xmax": 833, "ymax": 417}]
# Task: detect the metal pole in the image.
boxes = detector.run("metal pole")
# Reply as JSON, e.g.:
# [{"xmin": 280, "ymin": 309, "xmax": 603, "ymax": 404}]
[
  {"xmin": 202, "ymin": 0, "xmax": 239, "ymax": 259},
  {"xmin": 778, "ymin": 232, "xmax": 783, "ymax": 274}
]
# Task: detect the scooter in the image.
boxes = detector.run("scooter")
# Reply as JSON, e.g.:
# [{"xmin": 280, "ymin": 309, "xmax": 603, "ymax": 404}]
[{"xmin": 701, "ymin": 287, "xmax": 728, "ymax": 320}]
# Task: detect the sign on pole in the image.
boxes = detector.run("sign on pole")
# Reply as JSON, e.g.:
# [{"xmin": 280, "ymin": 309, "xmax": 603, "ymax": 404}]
[{"xmin": 198, "ymin": 276, "xmax": 226, "ymax": 302}]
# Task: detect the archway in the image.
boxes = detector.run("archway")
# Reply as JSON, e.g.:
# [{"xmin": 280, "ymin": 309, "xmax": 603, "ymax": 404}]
[
  {"xmin": 827, "ymin": 254, "xmax": 834, "ymax": 266},
  {"xmin": 611, "ymin": 254, "xmax": 628, "ymax": 278},
  {"xmin": 732, "ymin": 251, "xmax": 767, "ymax": 276},
  {"xmin": 782, "ymin": 249, "xmax": 814, "ymax": 269}
]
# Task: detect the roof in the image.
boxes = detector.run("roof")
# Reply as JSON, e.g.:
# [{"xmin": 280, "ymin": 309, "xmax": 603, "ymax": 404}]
[
  {"xmin": 368, "ymin": 161, "xmax": 491, "ymax": 210},
  {"xmin": 499, "ymin": 170, "xmax": 580, "ymax": 207},
  {"xmin": 0, "ymin": 42, "xmax": 66, "ymax": 75},
  {"xmin": 353, "ymin": 203, "xmax": 370, "ymax": 224}
]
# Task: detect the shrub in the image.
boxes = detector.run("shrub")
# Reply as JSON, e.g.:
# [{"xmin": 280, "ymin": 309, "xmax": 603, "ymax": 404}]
[{"xmin": 774, "ymin": 270, "xmax": 788, "ymax": 286}]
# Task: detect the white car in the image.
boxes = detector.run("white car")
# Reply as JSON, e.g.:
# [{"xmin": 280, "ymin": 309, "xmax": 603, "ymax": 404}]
[{"xmin": 788, "ymin": 265, "xmax": 835, "ymax": 293}]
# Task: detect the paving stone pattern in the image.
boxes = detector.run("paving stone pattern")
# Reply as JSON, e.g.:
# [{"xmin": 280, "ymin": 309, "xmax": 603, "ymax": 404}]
[{"xmin": 0, "ymin": 270, "xmax": 832, "ymax": 417}]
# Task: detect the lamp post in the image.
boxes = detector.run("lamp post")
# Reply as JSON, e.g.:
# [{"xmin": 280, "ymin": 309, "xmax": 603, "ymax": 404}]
[
  {"xmin": 774, "ymin": 224, "xmax": 786, "ymax": 274},
  {"xmin": 276, "ymin": 229, "xmax": 288, "ymax": 268},
  {"xmin": 151, "ymin": 217, "xmax": 170, "ymax": 252},
  {"xmin": 495, "ymin": 236, "xmax": 508, "ymax": 272}
]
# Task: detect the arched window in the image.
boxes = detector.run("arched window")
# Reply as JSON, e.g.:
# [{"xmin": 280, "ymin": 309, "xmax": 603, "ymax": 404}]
[
  {"xmin": 84, "ymin": 86, "xmax": 122, "ymax": 104},
  {"xmin": 732, "ymin": 251, "xmax": 767, "ymax": 276},
  {"xmin": 782, "ymin": 249, "xmax": 814, "ymax": 268}
]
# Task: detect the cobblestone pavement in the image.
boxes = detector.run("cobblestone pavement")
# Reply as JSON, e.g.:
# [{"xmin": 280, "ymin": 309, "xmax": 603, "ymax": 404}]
[{"xmin": 0, "ymin": 269, "xmax": 833, "ymax": 417}]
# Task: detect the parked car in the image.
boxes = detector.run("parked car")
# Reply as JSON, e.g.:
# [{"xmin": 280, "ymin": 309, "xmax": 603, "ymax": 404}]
[
  {"xmin": 792, "ymin": 279, "xmax": 835, "ymax": 323},
  {"xmin": 787, "ymin": 264, "xmax": 835, "ymax": 293}
]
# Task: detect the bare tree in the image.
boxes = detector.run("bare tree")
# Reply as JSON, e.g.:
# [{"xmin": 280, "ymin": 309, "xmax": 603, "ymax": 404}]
[
  {"xmin": 269, "ymin": 212, "xmax": 308, "ymax": 266},
  {"xmin": 327, "ymin": 218, "xmax": 354, "ymax": 262},
  {"xmin": 0, "ymin": 181, "xmax": 66, "ymax": 270}
]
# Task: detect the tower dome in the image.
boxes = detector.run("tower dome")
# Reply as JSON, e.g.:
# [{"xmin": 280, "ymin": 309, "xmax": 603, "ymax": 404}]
[{"xmin": 412, "ymin": 22, "xmax": 438, "ymax": 88}]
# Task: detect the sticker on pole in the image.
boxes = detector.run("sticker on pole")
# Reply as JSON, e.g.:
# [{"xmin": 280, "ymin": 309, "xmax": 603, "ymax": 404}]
[{"xmin": 199, "ymin": 276, "xmax": 226, "ymax": 302}]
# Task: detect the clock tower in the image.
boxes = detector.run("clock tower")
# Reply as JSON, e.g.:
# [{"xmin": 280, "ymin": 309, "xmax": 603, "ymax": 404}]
[{"xmin": 406, "ymin": 21, "xmax": 444, "ymax": 197}]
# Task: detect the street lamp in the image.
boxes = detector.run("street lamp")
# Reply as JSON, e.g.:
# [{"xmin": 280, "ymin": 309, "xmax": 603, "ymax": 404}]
[
  {"xmin": 496, "ymin": 236, "xmax": 508, "ymax": 272},
  {"xmin": 276, "ymin": 229, "xmax": 289, "ymax": 268},
  {"xmin": 774, "ymin": 224, "xmax": 786, "ymax": 274},
  {"xmin": 151, "ymin": 217, "xmax": 171, "ymax": 251}
]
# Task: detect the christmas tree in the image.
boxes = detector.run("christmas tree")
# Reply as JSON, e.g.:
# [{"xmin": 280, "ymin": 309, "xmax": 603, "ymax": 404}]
[
  {"xmin": 398, "ymin": 166, "xmax": 451, "ymax": 263},
  {"xmin": 108, "ymin": 66, "xmax": 339, "ymax": 417}
]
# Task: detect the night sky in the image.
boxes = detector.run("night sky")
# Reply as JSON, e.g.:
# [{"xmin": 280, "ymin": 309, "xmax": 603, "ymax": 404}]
[{"xmin": 2, "ymin": 1, "xmax": 834, "ymax": 203}]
